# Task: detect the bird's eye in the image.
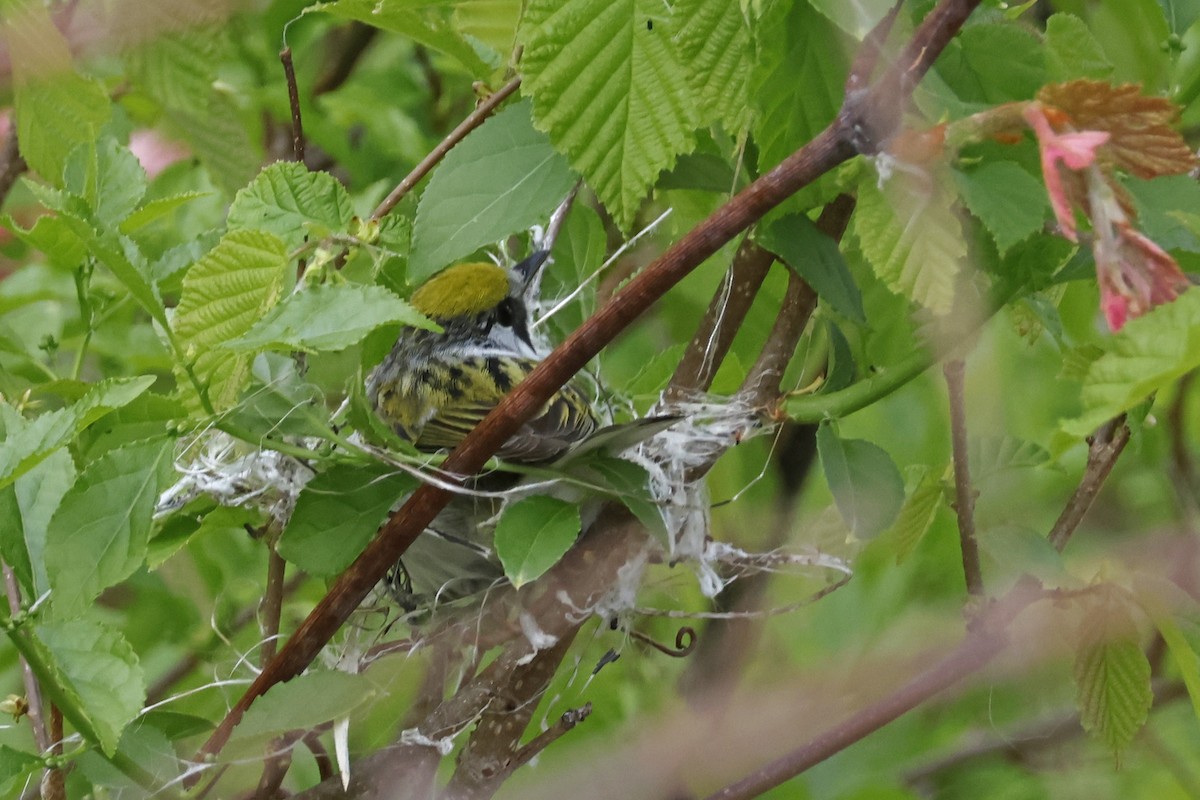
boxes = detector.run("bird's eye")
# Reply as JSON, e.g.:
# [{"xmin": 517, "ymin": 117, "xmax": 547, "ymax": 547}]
[{"xmin": 495, "ymin": 299, "xmax": 515, "ymax": 328}]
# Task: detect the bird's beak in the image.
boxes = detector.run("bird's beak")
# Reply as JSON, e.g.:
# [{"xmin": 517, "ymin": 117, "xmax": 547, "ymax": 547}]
[{"xmin": 514, "ymin": 250, "xmax": 551, "ymax": 289}]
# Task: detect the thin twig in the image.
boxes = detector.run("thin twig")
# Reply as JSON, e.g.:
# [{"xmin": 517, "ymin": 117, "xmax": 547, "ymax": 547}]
[
  {"xmin": 703, "ymin": 582, "xmax": 1038, "ymax": 800},
  {"xmin": 370, "ymin": 77, "xmax": 521, "ymax": 221},
  {"xmin": 1048, "ymin": 417, "xmax": 1131, "ymax": 552},
  {"xmin": 304, "ymin": 730, "xmax": 335, "ymax": 782},
  {"xmin": 509, "ymin": 704, "xmax": 593, "ymax": 771},
  {"xmin": 195, "ymin": 0, "xmax": 985, "ymax": 765},
  {"xmin": 943, "ymin": 358, "xmax": 983, "ymax": 597},
  {"xmin": 280, "ymin": 47, "xmax": 305, "ymax": 164},
  {"xmin": 254, "ymin": 548, "xmax": 291, "ymax": 798}
]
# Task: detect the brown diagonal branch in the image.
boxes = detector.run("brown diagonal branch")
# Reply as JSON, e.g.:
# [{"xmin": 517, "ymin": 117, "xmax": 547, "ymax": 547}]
[
  {"xmin": 1048, "ymin": 416, "xmax": 1131, "ymax": 552},
  {"xmin": 943, "ymin": 358, "xmax": 983, "ymax": 597}
]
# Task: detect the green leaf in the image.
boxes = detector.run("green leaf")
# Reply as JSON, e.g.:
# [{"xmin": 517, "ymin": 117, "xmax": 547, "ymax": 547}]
[
  {"xmin": 0, "ymin": 745, "xmax": 41, "ymax": 786},
  {"xmin": 567, "ymin": 454, "xmax": 669, "ymax": 546},
  {"xmin": 937, "ymin": 22, "xmax": 1046, "ymax": 105},
  {"xmin": 854, "ymin": 167, "xmax": 965, "ymax": 315},
  {"xmin": 409, "ymin": 99, "xmax": 576, "ymax": 282},
  {"xmin": 34, "ymin": 618, "xmax": 145, "ymax": 756},
  {"xmin": 311, "ymin": 0, "xmax": 492, "ymax": 77},
  {"xmin": 453, "ymin": 0, "xmax": 521, "ymax": 55},
  {"xmin": 808, "ymin": 0, "xmax": 897, "ymax": 39},
  {"xmin": 228, "ymin": 283, "xmax": 436, "ymax": 354},
  {"xmin": 1074, "ymin": 610, "xmax": 1153, "ymax": 760},
  {"xmin": 1045, "ymin": 13, "xmax": 1115, "ymax": 81},
  {"xmin": 967, "ymin": 436, "xmax": 1050, "ymax": 484},
  {"xmin": 674, "ymin": 0, "xmax": 752, "ymax": 134},
  {"xmin": 7, "ymin": 212, "xmax": 88, "ymax": 269},
  {"xmin": 1061, "ymin": 290, "xmax": 1200, "ymax": 437},
  {"xmin": 1150, "ymin": 613, "xmax": 1200, "ymax": 721},
  {"xmin": 4, "ymin": 1, "xmax": 112, "ymax": 186},
  {"xmin": 883, "ymin": 466, "xmax": 945, "ymax": 564},
  {"xmin": 164, "ymin": 97, "xmax": 260, "ymax": 196},
  {"xmin": 521, "ymin": 0, "xmax": 698, "ymax": 230},
  {"xmin": 0, "ymin": 448, "xmax": 75, "ymax": 597},
  {"xmin": 817, "ymin": 423, "xmax": 904, "ymax": 539},
  {"xmin": 45, "ymin": 437, "xmax": 175, "ymax": 616},
  {"xmin": 233, "ymin": 670, "xmax": 377, "ymax": 741},
  {"xmin": 953, "ymin": 162, "xmax": 1049, "ymax": 256},
  {"xmin": 172, "ymin": 230, "xmax": 290, "ymax": 415},
  {"xmin": 120, "ymin": 192, "xmax": 210, "ymax": 234},
  {"xmin": 758, "ymin": 213, "xmax": 865, "ymax": 323},
  {"xmin": 751, "ymin": 0, "xmax": 847, "ymax": 210},
  {"xmin": 495, "ymin": 495, "xmax": 581, "ymax": 588},
  {"xmin": 279, "ymin": 463, "xmax": 416, "ymax": 576},
  {"xmin": 222, "ymin": 354, "xmax": 337, "ymax": 441},
  {"xmin": 227, "ymin": 162, "xmax": 355, "ymax": 252},
  {"xmin": 0, "ymin": 376, "xmax": 157, "ymax": 490},
  {"xmin": 1157, "ymin": 0, "xmax": 1200, "ymax": 33}
]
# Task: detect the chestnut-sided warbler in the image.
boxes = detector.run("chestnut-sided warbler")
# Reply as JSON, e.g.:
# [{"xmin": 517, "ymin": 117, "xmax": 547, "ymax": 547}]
[{"xmin": 367, "ymin": 251, "xmax": 598, "ymax": 463}]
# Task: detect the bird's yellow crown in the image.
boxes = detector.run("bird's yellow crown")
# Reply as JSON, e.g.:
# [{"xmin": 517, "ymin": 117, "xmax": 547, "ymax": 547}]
[{"xmin": 410, "ymin": 262, "xmax": 510, "ymax": 320}]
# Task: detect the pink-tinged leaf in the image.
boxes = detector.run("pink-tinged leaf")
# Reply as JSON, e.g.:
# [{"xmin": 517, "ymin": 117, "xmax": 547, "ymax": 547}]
[{"xmin": 1023, "ymin": 102, "xmax": 1110, "ymax": 242}]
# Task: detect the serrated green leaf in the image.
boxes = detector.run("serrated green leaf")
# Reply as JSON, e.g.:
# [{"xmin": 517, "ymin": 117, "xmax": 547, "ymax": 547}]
[
  {"xmin": 566, "ymin": 453, "xmax": 668, "ymax": 546},
  {"xmin": 1061, "ymin": 290, "xmax": 1200, "ymax": 437},
  {"xmin": 0, "ymin": 376, "xmax": 157, "ymax": 490},
  {"xmin": 751, "ymin": 0, "xmax": 847, "ymax": 210},
  {"xmin": 45, "ymin": 437, "xmax": 175, "ymax": 615},
  {"xmin": 279, "ymin": 463, "xmax": 416, "ymax": 576},
  {"xmin": 521, "ymin": 0, "xmax": 698, "ymax": 230},
  {"xmin": 495, "ymin": 495, "xmax": 580, "ymax": 587},
  {"xmin": 817, "ymin": 423, "xmax": 904, "ymax": 539},
  {"xmin": 453, "ymin": 0, "xmax": 521, "ymax": 55},
  {"xmin": 228, "ymin": 284, "xmax": 436, "ymax": 354},
  {"xmin": 125, "ymin": 27, "xmax": 225, "ymax": 110},
  {"xmin": 164, "ymin": 98, "xmax": 259, "ymax": 196},
  {"xmin": 674, "ymin": 0, "xmax": 752, "ymax": 134},
  {"xmin": 172, "ymin": 230, "xmax": 290, "ymax": 415},
  {"xmin": 120, "ymin": 192, "xmax": 210, "ymax": 234},
  {"xmin": 937, "ymin": 22, "xmax": 1045, "ymax": 105},
  {"xmin": 1074, "ymin": 610, "xmax": 1153, "ymax": 760},
  {"xmin": 35, "ymin": 619, "xmax": 145, "ymax": 756},
  {"xmin": 7, "ymin": 212, "xmax": 88, "ymax": 269},
  {"xmin": 953, "ymin": 162, "xmax": 1049, "ymax": 256},
  {"xmin": 758, "ymin": 213, "xmax": 865, "ymax": 323},
  {"xmin": 4, "ymin": 1, "xmax": 112, "ymax": 186},
  {"xmin": 233, "ymin": 670, "xmax": 377, "ymax": 742},
  {"xmin": 1045, "ymin": 13, "xmax": 1115, "ymax": 81},
  {"xmin": 409, "ymin": 99, "xmax": 576, "ymax": 281},
  {"xmin": 0, "ymin": 448, "xmax": 75, "ymax": 598},
  {"xmin": 854, "ymin": 167, "xmax": 965, "ymax": 315},
  {"xmin": 0, "ymin": 745, "xmax": 41, "ymax": 785},
  {"xmin": 227, "ymin": 162, "xmax": 355, "ymax": 252},
  {"xmin": 884, "ymin": 466, "xmax": 945, "ymax": 564},
  {"xmin": 968, "ymin": 435, "xmax": 1050, "ymax": 484},
  {"xmin": 312, "ymin": 0, "xmax": 492, "ymax": 77}
]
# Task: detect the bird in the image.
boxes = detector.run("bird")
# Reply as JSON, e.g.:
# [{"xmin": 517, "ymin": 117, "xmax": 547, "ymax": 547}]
[
  {"xmin": 367, "ymin": 250, "xmax": 599, "ymax": 463},
  {"xmin": 366, "ymin": 251, "xmax": 602, "ymax": 610}
]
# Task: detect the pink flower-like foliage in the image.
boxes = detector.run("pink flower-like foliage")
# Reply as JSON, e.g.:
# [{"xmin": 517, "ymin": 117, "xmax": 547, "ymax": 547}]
[
  {"xmin": 1022, "ymin": 103, "xmax": 1110, "ymax": 242},
  {"xmin": 1095, "ymin": 222, "xmax": 1190, "ymax": 331}
]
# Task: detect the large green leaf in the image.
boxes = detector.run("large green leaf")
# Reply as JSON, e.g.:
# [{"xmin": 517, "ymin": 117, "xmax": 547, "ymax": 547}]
[
  {"xmin": 1074, "ymin": 609, "xmax": 1153, "ymax": 760},
  {"xmin": 1045, "ymin": 13, "xmax": 1115, "ymax": 81},
  {"xmin": 408, "ymin": 100, "xmax": 576, "ymax": 281},
  {"xmin": 232, "ymin": 670, "xmax": 378, "ymax": 742},
  {"xmin": 953, "ymin": 161, "xmax": 1049, "ymax": 257},
  {"xmin": 4, "ymin": 1, "xmax": 112, "ymax": 186},
  {"xmin": 45, "ymin": 437, "xmax": 175, "ymax": 616},
  {"xmin": 227, "ymin": 162, "xmax": 355, "ymax": 252},
  {"xmin": 521, "ymin": 0, "xmax": 698, "ymax": 230},
  {"xmin": 227, "ymin": 283, "xmax": 437, "ymax": 354},
  {"xmin": 1061, "ymin": 290, "xmax": 1200, "ymax": 437},
  {"xmin": 495, "ymin": 495, "xmax": 580, "ymax": 588},
  {"xmin": 311, "ymin": 0, "xmax": 493, "ymax": 77},
  {"xmin": 279, "ymin": 463, "xmax": 416, "ymax": 576},
  {"xmin": 854, "ymin": 167, "xmax": 965, "ymax": 315},
  {"xmin": 0, "ymin": 376, "xmax": 156, "ymax": 490},
  {"xmin": 674, "ymin": 0, "xmax": 752, "ymax": 134},
  {"xmin": 0, "ymin": 448, "xmax": 75, "ymax": 597},
  {"xmin": 817, "ymin": 423, "xmax": 904, "ymax": 539},
  {"xmin": 758, "ymin": 212, "xmax": 865, "ymax": 323},
  {"xmin": 172, "ymin": 230, "xmax": 290, "ymax": 415}
]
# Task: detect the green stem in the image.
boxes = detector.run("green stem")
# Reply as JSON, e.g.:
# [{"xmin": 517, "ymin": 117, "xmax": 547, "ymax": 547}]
[{"xmin": 786, "ymin": 345, "xmax": 937, "ymax": 422}]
